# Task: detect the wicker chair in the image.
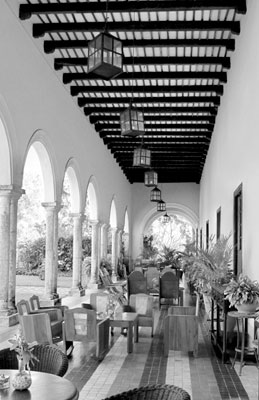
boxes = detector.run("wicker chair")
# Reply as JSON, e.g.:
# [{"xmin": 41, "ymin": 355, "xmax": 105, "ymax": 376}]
[
  {"xmin": 102, "ymin": 384, "xmax": 191, "ymax": 400},
  {"xmin": 0, "ymin": 344, "xmax": 69, "ymax": 377}
]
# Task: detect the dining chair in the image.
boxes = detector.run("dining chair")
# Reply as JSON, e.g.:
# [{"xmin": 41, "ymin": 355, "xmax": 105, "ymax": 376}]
[
  {"xmin": 127, "ymin": 271, "xmax": 148, "ymax": 303},
  {"xmin": 159, "ymin": 270, "xmax": 180, "ymax": 309},
  {"xmin": 125, "ymin": 294, "xmax": 154, "ymax": 337},
  {"xmin": 19, "ymin": 312, "xmax": 63, "ymax": 345},
  {"xmin": 62, "ymin": 307, "xmax": 110, "ymax": 360},
  {"xmin": 0, "ymin": 344, "xmax": 68, "ymax": 376}
]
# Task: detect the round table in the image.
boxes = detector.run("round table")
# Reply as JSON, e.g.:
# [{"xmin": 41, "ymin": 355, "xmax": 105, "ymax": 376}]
[
  {"xmin": 0, "ymin": 370, "xmax": 79, "ymax": 400},
  {"xmin": 228, "ymin": 311, "xmax": 258, "ymax": 375}
]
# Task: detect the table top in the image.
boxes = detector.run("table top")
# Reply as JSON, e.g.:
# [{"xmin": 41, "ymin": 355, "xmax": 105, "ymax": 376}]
[
  {"xmin": 228, "ymin": 311, "xmax": 258, "ymax": 319},
  {"xmin": 0, "ymin": 370, "xmax": 79, "ymax": 400},
  {"xmin": 116, "ymin": 312, "xmax": 138, "ymax": 322}
]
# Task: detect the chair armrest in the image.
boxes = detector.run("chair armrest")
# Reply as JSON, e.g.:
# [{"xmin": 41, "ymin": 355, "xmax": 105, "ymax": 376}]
[
  {"xmin": 31, "ymin": 308, "xmax": 63, "ymax": 322},
  {"xmin": 81, "ymin": 303, "xmax": 93, "ymax": 310}
]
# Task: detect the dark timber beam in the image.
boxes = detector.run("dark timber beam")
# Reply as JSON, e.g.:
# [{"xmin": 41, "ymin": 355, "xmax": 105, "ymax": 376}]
[
  {"xmin": 20, "ymin": 1, "xmax": 246, "ymax": 20},
  {"xmin": 104, "ymin": 137, "xmax": 210, "ymax": 145},
  {"xmin": 78, "ymin": 95, "xmax": 221, "ymax": 107},
  {"xmin": 84, "ymin": 106, "xmax": 218, "ymax": 116},
  {"xmin": 33, "ymin": 21, "xmax": 240, "ymax": 38},
  {"xmin": 90, "ymin": 115, "xmax": 216, "ymax": 124},
  {"xmin": 63, "ymin": 71, "xmax": 228, "ymax": 84},
  {"xmin": 71, "ymin": 84, "xmax": 224, "ymax": 97},
  {"xmin": 44, "ymin": 38, "xmax": 235, "ymax": 54},
  {"xmin": 95, "ymin": 122, "xmax": 213, "ymax": 132},
  {"xmin": 99, "ymin": 130, "xmax": 212, "ymax": 139},
  {"xmin": 55, "ymin": 56, "xmax": 230, "ymax": 70}
]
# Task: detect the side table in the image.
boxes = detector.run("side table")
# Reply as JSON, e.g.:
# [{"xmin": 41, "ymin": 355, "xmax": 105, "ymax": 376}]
[{"xmin": 228, "ymin": 311, "xmax": 258, "ymax": 375}]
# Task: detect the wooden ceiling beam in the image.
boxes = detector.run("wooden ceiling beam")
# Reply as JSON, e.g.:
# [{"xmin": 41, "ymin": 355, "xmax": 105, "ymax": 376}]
[
  {"xmin": 95, "ymin": 122, "xmax": 213, "ymax": 132},
  {"xmin": 71, "ymin": 84, "xmax": 224, "ymax": 97},
  {"xmin": 45, "ymin": 38, "xmax": 235, "ymax": 55},
  {"xmin": 105, "ymin": 138, "xmax": 210, "ymax": 145},
  {"xmin": 84, "ymin": 106, "xmax": 218, "ymax": 116},
  {"xmin": 33, "ymin": 21, "xmax": 240, "ymax": 39},
  {"xmin": 55, "ymin": 56, "xmax": 231, "ymax": 70},
  {"xmin": 64, "ymin": 71, "xmax": 227, "ymax": 84},
  {"xmin": 20, "ymin": 1, "xmax": 246, "ymax": 20},
  {"xmin": 79, "ymin": 95, "xmax": 220, "ymax": 107},
  {"xmin": 91, "ymin": 115, "xmax": 216, "ymax": 124},
  {"xmin": 99, "ymin": 129, "xmax": 212, "ymax": 139}
]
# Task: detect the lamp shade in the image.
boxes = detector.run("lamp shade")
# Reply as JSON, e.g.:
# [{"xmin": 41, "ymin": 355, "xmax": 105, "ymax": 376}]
[
  {"xmin": 144, "ymin": 170, "xmax": 158, "ymax": 187},
  {"xmin": 133, "ymin": 146, "xmax": 151, "ymax": 168},
  {"xmin": 162, "ymin": 212, "xmax": 170, "ymax": 223},
  {"xmin": 150, "ymin": 186, "xmax": 161, "ymax": 202},
  {"xmin": 120, "ymin": 105, "xmax": 145, "ymax": 137},
  {"xmin": 157, "ymin": 199, "xmax": 166, "ymax": 212},
  {"xmin": 88, "ymin": 31, "xmax": 123, "ymax": 80}
]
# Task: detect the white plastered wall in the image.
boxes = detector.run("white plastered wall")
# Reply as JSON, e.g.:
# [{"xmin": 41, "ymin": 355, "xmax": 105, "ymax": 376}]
[
  {"xmin": 199, "ymin": 0, "xmax": 259, "ymax": 280},
  {"xmin": 0, "ymin": 2, "xmax": 131, "ymax": 230}
]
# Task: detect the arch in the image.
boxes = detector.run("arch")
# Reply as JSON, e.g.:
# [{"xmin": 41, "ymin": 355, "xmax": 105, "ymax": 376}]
[
  {"xmin": 142, "ymin": 202, "xmax": 198, "ymax": 235},
  {"xmin": 86, "ymin": 176, "xmax": 99, "ymax": 220},
  {"xmin": 0, "ymin": 117, "xmax": 11, "ymax": 185},
  {"xmin": 109, "ymin": 197, "xmax": 118, "ymax": 229},
  {"xmin": 63, "ymin": 158, "xmax": 82, "ymax": 213},
  {"xmin": 123, "ymin": 208, "xmax": 129, "ymax": 234},
  {"xmin": 24, "ymin": 131, "xmax": 57, "ymax": 203}
]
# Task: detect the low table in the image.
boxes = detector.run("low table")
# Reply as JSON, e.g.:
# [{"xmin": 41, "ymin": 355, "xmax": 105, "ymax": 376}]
[
  {"xmin": 110, "ymin": 312, "xmax": 138, "ymax": 353},
  {"xmin": 0, "ymin": 370, "xmax": 79, "ymax": 400}
]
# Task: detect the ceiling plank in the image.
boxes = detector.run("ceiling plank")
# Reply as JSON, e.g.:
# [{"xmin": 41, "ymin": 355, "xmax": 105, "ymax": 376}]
[
  {"xmin": 95, "ymin": 122, "xmax": 213, "ymax": 132},
  {"xmin": 99, "ymin": 130, "xmax": 212, "ymax": 139},
  {"xmin": 20, "ymin": 1, "xmax": 246, "ymax": 20},
  {"xmin": 84, "ymin": 106, "xmax": 218, "ymax": 116},
  {"xmin": 90, "ymin": 115, "xmax": 216, "ymax": 124},
  {"xmin": 45, "ymin": 38, "xmax": 235, "ymax": 55},
  {"xmin": 33, "ymin": 21, "xmax": 240, "ymax": 38},
  {"xmin": 55, "ymin": 56, "xmax": 230, "ymax": 70},
  {"xmin": 71, "ymin": 84, "xmax": 224, "ymax": 97},
  {"xmin": 78, "ymin": 96, "xmax": 221, "ymax": 107}
]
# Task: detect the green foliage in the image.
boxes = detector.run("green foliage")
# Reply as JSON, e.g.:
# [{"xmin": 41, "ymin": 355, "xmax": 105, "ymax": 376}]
[
  {"xmin": 182, "ymin": 234, "xmax": 233, "ymax": 294},
  {"xmin": 159, "ymin": 245, "xmax": 182, "ymax": 269},
  {"xmin": 224, "ymin": 274, "xmax": 259, "ymax": 306}
]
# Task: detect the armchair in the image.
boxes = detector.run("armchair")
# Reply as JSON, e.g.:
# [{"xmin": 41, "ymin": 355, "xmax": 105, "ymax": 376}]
[
  {"xmin": 29, "ymin": 294, "xmax": 68, "ymax": 317},
  {"xmin": 125, "ymin": 294, "xmax": 154, "ymax": 337},
  {"xmin": 127, "ymin": 271, "xmax": 147, "ymax": 302},
  {"xmin": 63, "ymin": 307, "xmax": 110, "ymax": 360},
  {"xmin": 159, "ymin": 270, "xmax": 180, "ymax": 309}
]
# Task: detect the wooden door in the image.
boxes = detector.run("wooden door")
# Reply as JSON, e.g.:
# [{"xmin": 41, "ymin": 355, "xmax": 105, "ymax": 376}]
[{"xmin": 234, "ymin": 184, "xmax": 242, "ymax": 276}]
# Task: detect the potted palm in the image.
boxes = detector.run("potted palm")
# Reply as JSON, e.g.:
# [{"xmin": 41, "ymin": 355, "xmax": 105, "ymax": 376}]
[{"xmin": 224, "ymin": 274, "xmax": 259, "ymax": 312}]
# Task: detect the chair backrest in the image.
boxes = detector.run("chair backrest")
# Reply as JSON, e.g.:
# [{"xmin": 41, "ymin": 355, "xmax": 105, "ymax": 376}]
[
  {"xmin": 29, "ymin": 294, "xmax": 41, "ymax": 310},
  {"xmin": 129, "ymin": 294, "xmax": 153, "ymax": 317},
  {"xmin": 127, "ymin": 271, "xmax": 147, "ymax": 298},
  {"xmin": 19, "ymin": 313, "xmax": 54, "ymax": 344},
  {"xmin": 159, "ymin": 271, "xmax": 179, "ymax": 300},
  {"xmin": 63, "ymin": 307, "xmax": 97, "ymax": 342},
  {"xmin": 16, "ymin": 299, "xmax": 31, "ymax": 315},
  {"xmin": 0, "ymin": 345, "xmax": 68, "ymax": 377},
  {"xmin": 90, "ymin": 292, "xmax": 109, "ymax": 317}
]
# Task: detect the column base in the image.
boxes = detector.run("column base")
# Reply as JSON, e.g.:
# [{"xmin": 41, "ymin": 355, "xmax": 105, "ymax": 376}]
[
  {"xmin": 0, "ymin": 311, "xmax": 19, "ymax": 327},
  {"xmin": 40, "ymin": 296, "xmax": 61, "ymax": 307},
  {"xmin": 69, "ymin": 287, "xmax": 86, "ymax": 297},
  {"xmin": 87, "ymin": 282, "xmax": 100, "ymax": 290}
]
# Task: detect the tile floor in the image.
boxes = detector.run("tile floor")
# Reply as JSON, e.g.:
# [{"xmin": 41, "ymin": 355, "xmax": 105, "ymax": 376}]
[{"xmin": 1, "ymin": 289, "xmax": 259, "ymax": 400}]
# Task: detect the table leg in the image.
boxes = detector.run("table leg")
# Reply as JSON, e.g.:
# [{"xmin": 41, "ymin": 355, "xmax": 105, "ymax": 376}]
[
  {"xmin": 240, "ymin": 318, "xmax": 245, "ymax": 376},
  {"xmin": 127, "ymin": 322, "xmax": 133, "ymax": 353},
  {"xmin": 134, "ymin": 319, "xmax": 138, "ymax": 343}
]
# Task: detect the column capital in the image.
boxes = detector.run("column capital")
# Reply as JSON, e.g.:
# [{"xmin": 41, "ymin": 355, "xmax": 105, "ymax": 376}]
[
  {"xmin": 90, "ymin": 219, "xmax": 100, "ymax": 227},
  {"xmin": 41, "ymin": 201, "xmax": 62, "ymax": 212},
  {"xmin": 69, "ymin": 212, "xmax": 84, "ymax": 219},
  {"xmin": 0, "ymin": 185, "xmax": 25, "ymax": 199}
]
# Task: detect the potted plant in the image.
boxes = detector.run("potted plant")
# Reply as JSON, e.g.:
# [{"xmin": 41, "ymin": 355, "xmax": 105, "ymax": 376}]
[{"xmin": 224, "ymin": 274, "xmax": 259, "ymax": 312}]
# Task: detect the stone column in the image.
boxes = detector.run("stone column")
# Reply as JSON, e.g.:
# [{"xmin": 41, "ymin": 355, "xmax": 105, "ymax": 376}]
[
  {"xmin": 9, "ymin": 187, "xmax": 25, "ymax": 310},
  {"xmin": 100, "ymin": 223, "xmax": 108, "ymax": 261},
  {"xmin": 111, "ymin": 227, "xmax": 118, "ymax": 281},
  {"xmin": 0, "ymin": 186, "xmax": 12, "ymax": 315},
  {"xmin": 90, "ymin": 220, "xmax": 99, "ymax": 288},
  {"xmin": 42, "ymin": 202, "xmax": 60, "ymax": 299},
  {"xmin": 70, "ymin": 213, "xmax": 83, "ymax": 294}
]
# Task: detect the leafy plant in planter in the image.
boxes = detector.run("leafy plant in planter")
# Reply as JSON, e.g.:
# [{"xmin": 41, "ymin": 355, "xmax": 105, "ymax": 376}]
[
  {"xmin": 181, "ymin": 234, "xmax": 233, "ymax": 295},
  {"xmin": 224, "ymin": 274, "xmax": 259, "ymax": 311}
]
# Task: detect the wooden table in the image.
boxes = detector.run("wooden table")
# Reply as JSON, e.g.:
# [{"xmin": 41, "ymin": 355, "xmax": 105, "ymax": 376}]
[
  {"xmin": 110, "ymin": 312, "xmax": 138, "ymax": 353},
  {"xmin": 228, "ymin": 311, "xmax": 258, "ymax": 375},
  {"xmin": 0, "ymin": 370, "xmax": 79, "ymax": 400}
]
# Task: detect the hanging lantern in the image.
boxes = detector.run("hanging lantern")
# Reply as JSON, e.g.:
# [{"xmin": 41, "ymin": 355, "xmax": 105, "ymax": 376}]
[
  {"xmin": 157, "ymin": 199, "xmax": 166, "ymax": 212},
  {"xmin": 150, "ymin": 186, "xmax": 161, "ymax": 202},
  {"xmin": 120, "ymin": 104, "xmax": 145, "ymax": 137},
  {"xmin": 133, "ymin": 145, "xmax": 151, "ymax": 168},
  {"xmin": 162, "ymin": 212, "xmax": 170, "ymax": 224},
  {"xmin": 144, "ymin": 170, "xmax": 158, "ymax": 187},
  {"xmin": 88, "ymin": 31, "xmax": 123, "ymax": 80}
]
